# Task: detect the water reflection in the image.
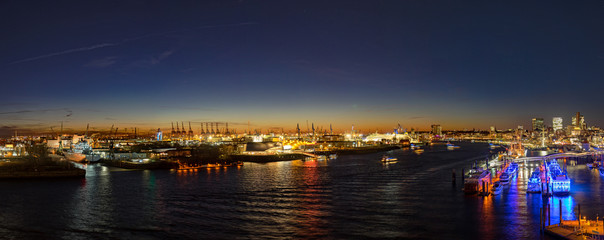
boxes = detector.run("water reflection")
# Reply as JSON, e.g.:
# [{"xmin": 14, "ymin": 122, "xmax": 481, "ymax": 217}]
[{"xmin": 4, "ymin": 143, "xmax": 604, "ymax": 239}]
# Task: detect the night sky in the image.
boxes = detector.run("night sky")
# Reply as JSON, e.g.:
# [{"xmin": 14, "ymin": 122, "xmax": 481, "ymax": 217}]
[{"xmin": 1, "ymin": 1, "xmax": 603, "ymax": 135}]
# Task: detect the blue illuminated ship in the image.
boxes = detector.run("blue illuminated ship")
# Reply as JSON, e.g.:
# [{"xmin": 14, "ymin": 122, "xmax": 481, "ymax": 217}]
[
  {"xmin": 526, "ymin": 170, "xmax": 541, "ymax": 193},
  {"xmin": 547, "ymin": 160, "xmax": 570, "ymax": 195},
  {"xmin": 492, "ymin": 181, "xmax": 503, "ymax": 195},
  {"xmin": 499, "ymin": 171, "xmax": 511, "ymax": 185}
]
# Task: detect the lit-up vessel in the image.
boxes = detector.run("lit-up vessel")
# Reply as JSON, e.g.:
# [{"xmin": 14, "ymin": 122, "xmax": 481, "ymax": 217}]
[
  {"xmin": 64, "ymin": 141, "xmax": 99, "ymax": 163},
  {"xmin": 464, "ymin": 168, "xmax": 491, "ymax": 194},
  {"xmin": 63, "ymin": 151, "xmax": 86, "ymax": 162},
  {"xmin": 446, "ymin": 142, "xmax": 460, "ymax": 150},
  {"xmin": 499, "ymin": 171, "xmax": 511, "ymax": 185},
  {"xmin": 381, "ymin": 156, "xmax": 397, "ymax": 162},
  {"xmin": 492, "ymin": 181, "xmax": 503, "ymax": 195},
  {"xmin": 547, "ymin": 160, "xmax": 570, "ymax": 195},
  {"xmin": 526, "ymin": 170, "xmax": 541, "ymax": 193}
]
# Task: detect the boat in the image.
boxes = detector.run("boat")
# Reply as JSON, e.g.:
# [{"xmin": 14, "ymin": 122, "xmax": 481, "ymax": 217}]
[
  {"xmin": 446, "ymin": 142, "xmax": 460, "ymax": 150},
  {"xmin": 511, "ymin": 162, "xmax": 519, "ymax": 170},
  {"xmin": 499, "ymin": 172, "xmax": 511, "ymax": 185},
  {"xmin": 381, "ymin": 156, "xmax": 397, "ymax": 162},
  {"xmin": 587, "ymin": 163, "xmax": 596, "ymax": 169},
  {"xmin": 63, "ymin": 140, "xmax": 100, "ymax": 163},
  {"xmin": 527, "ymin": 170, "xmax": 541, "ymax": 193},
  {"xmin": 464, "ymin": 168, "xmax": 492, "ymax": 194},
  {"xmin": 492, "ymin": 181, "xmax": 503, "ymax": 195},
  {"xmin": 547, "ymin": 160, "xmax": 570, "ymax": 195},
  {"xmin": 63, "ymin": 150, "xmax": 86, "ymax": 162}
]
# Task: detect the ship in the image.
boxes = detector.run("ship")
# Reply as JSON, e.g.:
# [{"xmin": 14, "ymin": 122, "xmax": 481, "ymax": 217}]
[
  {"xmin": 446, "ymin": 142, "xmax": 460, "ymax": 150},
  {"xmin": 63, "ymin": 151, "xmax": 86, "ymax": 162},
  {"xmin": 526, "ymin": 169, "xmax": 541, "ymax": 193},
  {"xmin": 547, "ymin": 160, "xmax": 570, "ymax": 195},
  {"xmin": 64, "ymin": 141, "xmax": 98, "ymax": 163}
]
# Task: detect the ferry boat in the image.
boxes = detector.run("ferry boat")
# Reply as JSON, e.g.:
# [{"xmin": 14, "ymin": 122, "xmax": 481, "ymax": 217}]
[
  {"xmin": 526, "ymin": 170, "xmax": 541, "ymax": 193},
  {"xmin": 598, "ymin": 165, "xmax": 604, "ymax": 176},
  {"xmin": 492, "ymin": 181, "xmax": 503, "ymax": 195},
  {"xmin": 499, "ymin": 171, "xmax": 511, "ymax": 185},
  {"xmin": 446, "ymin": 142, "xmax": 460, "ymax": 150},
  {"xmin": 505, "ymin": 165, "xmax": 517, "ymax": 175},
  {"xmin": 511, "ymin": 162, "xmax": 519, "ymax": 170},
  {"xmin": 381, "ymin": 156, "xmax": 397, "ymax": 162},
  {"xmin": 547, "ymin": 160, "xmax": 570, "ymax": 195},
  {"xmin": 464, "ymin": 168, "xmax": 491, "ymax": 194}
]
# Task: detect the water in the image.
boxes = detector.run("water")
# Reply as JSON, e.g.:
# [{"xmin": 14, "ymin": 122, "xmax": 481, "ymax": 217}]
[{"xmin": 0, "ymin": 142, "xmax": 601, "ymax": 239}]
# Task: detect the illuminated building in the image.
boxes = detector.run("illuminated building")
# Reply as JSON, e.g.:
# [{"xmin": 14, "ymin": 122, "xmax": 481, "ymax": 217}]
[
  {"xmin": 156, "ymin": 128, "xmax": 163, "ymax": 141},
  {"xmin": 552, "ymin": 117, "xmax": 563, "ymax": 131},
  {"xmin": 532, "ymin": 118, "xmax": 544, "ymax": 131},
  {"xmin": 431, "ymin": 124, "xmax": 442, "ymax": 136},
  {"xmin": 572, "ymin": 112, "xmax": 585, "ymax": 130}
]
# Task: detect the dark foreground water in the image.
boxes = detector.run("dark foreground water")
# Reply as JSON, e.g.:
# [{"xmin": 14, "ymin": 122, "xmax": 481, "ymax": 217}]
[{"xmin": 1, "ymin": 142, "xmax": 602, "ymax": 239}]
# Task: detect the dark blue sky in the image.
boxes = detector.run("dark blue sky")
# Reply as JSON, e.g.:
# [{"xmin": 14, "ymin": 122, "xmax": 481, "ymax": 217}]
[{"xmin": 1, "ymin": 0, "xmax": 603, "ymax": 134}]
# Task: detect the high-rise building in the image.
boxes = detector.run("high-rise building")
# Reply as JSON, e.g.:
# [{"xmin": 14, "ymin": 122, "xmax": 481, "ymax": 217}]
[
  {"xmin": 553, "ymin": 117, "xmax": 563, "ymax": 131},
  {"xmin": 431, "ymin": 124, "xmax": 442, "ymax": 136},
  {"xmin": 572, "ymin": 112, "xmax": 585, "ymax": 130},
  {"xmin": 532, "ymin": 118, "xmax": 544, "ymax": 131}
]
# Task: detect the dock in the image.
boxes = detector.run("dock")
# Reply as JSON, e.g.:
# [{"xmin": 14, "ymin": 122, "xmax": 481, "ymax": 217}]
[{"xmin": 546, "ymin": 219, "xmax": 604, "ymax": 240}]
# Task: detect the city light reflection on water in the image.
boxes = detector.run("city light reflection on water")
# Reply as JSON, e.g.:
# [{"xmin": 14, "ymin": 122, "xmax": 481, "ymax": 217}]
[{"xmin": 1, "ymin": 144, "xmax": 603, "ymax": 239}]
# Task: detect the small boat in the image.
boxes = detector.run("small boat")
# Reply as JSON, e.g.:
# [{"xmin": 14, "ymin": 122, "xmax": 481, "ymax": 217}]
[
  {"xmin": 505, "ymin": 165, "xmax": 517, "ymax": 175},
  {"xmin": 511, "ymin": 162, "xmax": 519, "ymax": 170},
  {"xmin": 381, "ymin": 156, "xmax": 397, "ymax": 162},
  {"xmin": 492, "ymin": 181, "xmax": 503, "ymax": 195},
  {"xmin": 500, "ymin": 172, "xmax": 511, "ymax": 185},
  {"xmin": 527, "ymin": 170, "xmax": 541, "ymax": 193},
  {"xmin": 587, "ymin": 163, "xmax": 595, "ymax": 169},
  {"xmin": 446, "ymin": 142, "xmax": 460, "ymax": 150}
]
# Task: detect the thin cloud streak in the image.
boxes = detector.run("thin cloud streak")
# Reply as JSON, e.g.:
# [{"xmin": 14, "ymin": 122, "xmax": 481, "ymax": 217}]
[
  {"xmin": 10, "ymin": 43, "xmax": 118, "ymax": 64},
  {"xmin": 9, "ymin": 22, "xmax": 258, "ymax": 65}
]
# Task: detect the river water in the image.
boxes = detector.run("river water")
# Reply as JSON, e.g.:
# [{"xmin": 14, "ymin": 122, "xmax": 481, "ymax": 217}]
[{"xmin": 0, "ymin": 142, "xmax": 601, "ymax": 239}]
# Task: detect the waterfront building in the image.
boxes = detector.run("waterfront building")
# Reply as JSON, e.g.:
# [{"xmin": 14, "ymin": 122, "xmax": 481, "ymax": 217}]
[{"xmin": 532, "ymin": 118, "xmax": 544, "ymax": 132}]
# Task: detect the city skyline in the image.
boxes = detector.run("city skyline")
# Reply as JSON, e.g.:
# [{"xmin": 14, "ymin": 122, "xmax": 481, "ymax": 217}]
[{"xmin": 1, "ymin": 1, "xmax": 603, "ymax": 136}]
